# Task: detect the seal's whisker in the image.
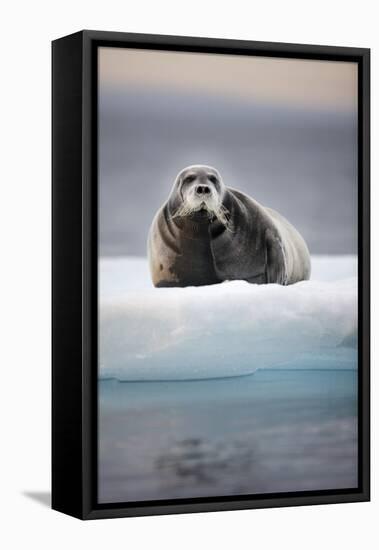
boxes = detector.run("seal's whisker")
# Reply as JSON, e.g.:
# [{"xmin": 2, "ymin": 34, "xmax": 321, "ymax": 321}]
[
  {"xmin": 213, "ymin": 204, "xmax": 234, "ymax": 232},
  {"xmin": 171, "ymin": 201, "xmax": 233, "ymax": 232},
  {"xmin": 171, "ymin": 204, "xmax": 190, "ymax": 219}
]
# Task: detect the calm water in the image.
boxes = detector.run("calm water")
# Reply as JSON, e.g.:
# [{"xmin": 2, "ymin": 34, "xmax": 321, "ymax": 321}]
[{"xmin": 98, "ymin": 370, "xmax": 357, "ymax": 503}]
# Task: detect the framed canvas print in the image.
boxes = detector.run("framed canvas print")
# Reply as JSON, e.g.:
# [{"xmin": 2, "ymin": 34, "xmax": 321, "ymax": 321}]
[{"xmin": 52, "ymin": 30, "xmax": 370, "ymax": 519}]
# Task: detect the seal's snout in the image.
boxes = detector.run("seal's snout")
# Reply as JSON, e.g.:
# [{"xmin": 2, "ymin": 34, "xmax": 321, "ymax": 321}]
[
  {"xmin": 168, "ymin": 164, "xmax": 229, "ymax": 224},
  {"xmin": 195, "ymin": 185, "xmax": 211, "ymax": 195}
]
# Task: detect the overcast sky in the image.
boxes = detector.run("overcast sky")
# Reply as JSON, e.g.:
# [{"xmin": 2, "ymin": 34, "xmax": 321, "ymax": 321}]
[
  {"xmin": 98, "ymin": 47, "xmax": 358, "ymax": 257},
  {"xmin": 99, "ymin": 47, "xmax": 357, "ymax": 111}
]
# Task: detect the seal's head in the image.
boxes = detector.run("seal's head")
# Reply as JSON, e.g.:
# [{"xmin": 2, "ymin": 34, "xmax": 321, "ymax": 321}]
[{"xmin": 169, "ymin": 165, "xmax": 230, "ymax": 226}]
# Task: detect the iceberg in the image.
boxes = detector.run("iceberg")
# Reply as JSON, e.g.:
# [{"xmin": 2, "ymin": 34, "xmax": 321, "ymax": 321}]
[{"xmin": 99, "ymin": 256, "xmax": 357, "ymax": 381}]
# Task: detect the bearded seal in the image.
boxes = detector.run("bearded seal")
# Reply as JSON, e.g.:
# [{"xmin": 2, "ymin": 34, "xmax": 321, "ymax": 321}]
[{"xmin": 148, "ymin": 165, "xmax": 311, "ymax": 287}]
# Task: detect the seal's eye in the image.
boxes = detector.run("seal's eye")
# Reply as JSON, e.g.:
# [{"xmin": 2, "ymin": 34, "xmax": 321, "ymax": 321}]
[
  {"xmin": 208, "ymin": 175, "xmax": 218, "ymax": 184},
  {"xmin": 183, "ymin": 175, "xmax": 196, "ymax": 185}
]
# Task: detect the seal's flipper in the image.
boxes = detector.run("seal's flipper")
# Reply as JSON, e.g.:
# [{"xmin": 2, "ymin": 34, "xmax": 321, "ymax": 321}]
[{"xmin": 265, "ymin": 230, "xmax": 288, "ymax": 285}]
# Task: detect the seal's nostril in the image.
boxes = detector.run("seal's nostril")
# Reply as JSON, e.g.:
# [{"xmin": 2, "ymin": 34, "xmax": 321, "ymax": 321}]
[{"xmin": 196, "ymin": 185, "xmax": 210, "ymax": 195}]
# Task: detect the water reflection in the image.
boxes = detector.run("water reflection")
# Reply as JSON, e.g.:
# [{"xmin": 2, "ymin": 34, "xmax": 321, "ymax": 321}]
[
  {"xmin": 156, "ymin": 437, "xmax": 255, "ymax": 484},
  {"xmin": 98, "ymin": 370, "xmax": 357, "ymax": 503}
]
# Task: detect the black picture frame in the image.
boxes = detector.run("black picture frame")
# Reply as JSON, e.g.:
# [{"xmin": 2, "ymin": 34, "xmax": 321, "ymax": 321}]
[{"xmin": 52, "ymin": 30, "xmax": 370, "ymax": 520}]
